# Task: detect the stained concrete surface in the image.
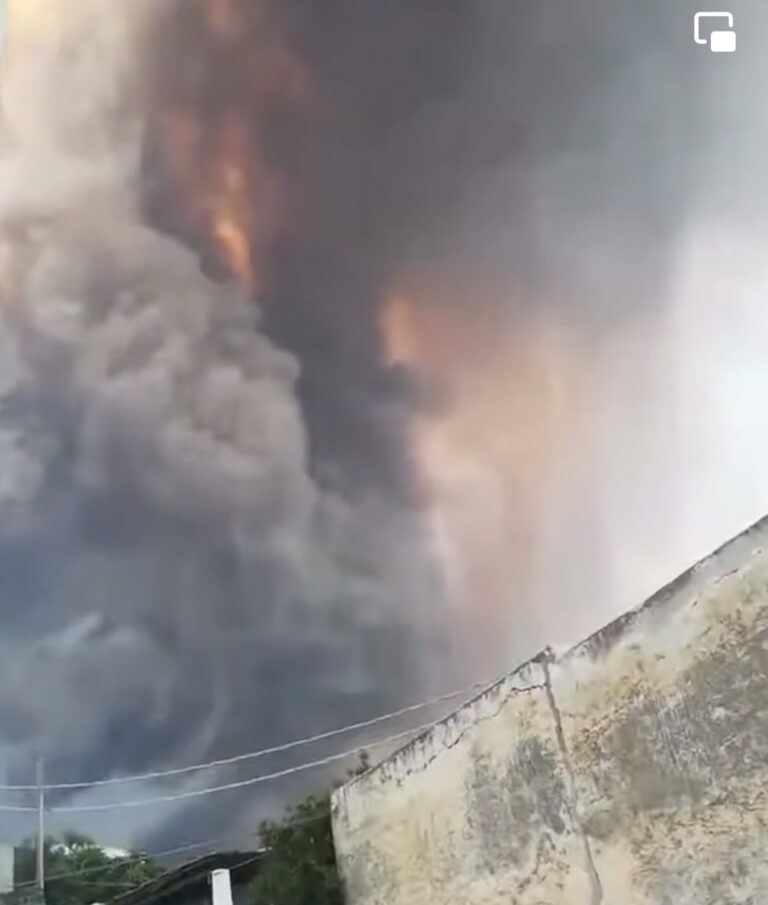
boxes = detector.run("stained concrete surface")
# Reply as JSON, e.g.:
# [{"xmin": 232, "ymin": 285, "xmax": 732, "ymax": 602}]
[{"xmin": 332, "ymin": 514, "xmax": 768, "ymax": 904}]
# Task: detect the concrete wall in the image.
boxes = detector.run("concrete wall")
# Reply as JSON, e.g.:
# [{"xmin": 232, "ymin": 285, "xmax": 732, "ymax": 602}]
[{"xmin": 331, "ymin": 514, "xmax": 768, "ymax": 904}]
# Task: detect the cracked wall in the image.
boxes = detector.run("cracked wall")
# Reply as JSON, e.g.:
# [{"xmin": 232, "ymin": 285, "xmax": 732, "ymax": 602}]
[{"xmin": 331, "ymin": 514, "xmax": 768, "ymax": 904}]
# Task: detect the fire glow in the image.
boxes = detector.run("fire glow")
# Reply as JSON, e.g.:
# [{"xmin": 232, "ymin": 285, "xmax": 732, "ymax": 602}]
[
  {"xmin": 148, "ymin": 0, "xmax": 309, "ymax": 294},
  {"xmin": 156, "ymin": 110, "xmax": 257, "ymax": 287},
  {"xmin": 380, "ymin": 292, "xmax": 591, "ymax": 647}
]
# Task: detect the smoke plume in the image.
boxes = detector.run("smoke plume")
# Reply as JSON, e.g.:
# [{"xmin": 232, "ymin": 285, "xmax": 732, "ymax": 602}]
[
  {"xmin": 1, "ymin": 0, "xmax": 768, "ymax": 848},
  {"xmin": 0, "ymin": 0, "xmax": 451, "ymax": 845}
]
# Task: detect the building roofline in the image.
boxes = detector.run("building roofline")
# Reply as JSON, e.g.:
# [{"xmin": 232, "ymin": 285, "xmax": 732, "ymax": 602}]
[{"xmin": 107, "ymin": 851, "xmax": 265, "ymax": 905}]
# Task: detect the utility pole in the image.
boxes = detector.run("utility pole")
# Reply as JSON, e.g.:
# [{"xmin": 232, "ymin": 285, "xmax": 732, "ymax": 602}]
[{"xmin": 35, "ymin": 757, "xmax": 45, "ymax": 892}]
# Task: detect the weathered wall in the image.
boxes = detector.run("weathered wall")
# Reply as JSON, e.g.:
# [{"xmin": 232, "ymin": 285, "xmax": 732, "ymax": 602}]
[{"xmin": 331, "ymin": 515, "xmax": 768, "ymax": 904}]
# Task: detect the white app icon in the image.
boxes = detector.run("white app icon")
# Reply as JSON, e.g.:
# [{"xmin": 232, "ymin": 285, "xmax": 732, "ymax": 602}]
[{"xmin": 694, "ymin": 11, "xmax": 736, "ymax": 52}]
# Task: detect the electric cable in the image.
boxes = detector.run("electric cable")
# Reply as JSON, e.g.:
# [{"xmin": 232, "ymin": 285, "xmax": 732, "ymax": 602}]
[{"xmin": 0, "ymin": 676, "xmax": 493, "ymax": 793}]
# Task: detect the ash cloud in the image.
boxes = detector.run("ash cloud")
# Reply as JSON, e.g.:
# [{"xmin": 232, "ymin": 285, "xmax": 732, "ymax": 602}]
[
  {"xmin": 2, "ymin": 0, "xmax": 768, "ymax": 850},
  {"xmin": 0, "ymin": 0, "xmax": 450, "ymax": 847},
  {"xmin": 248, "ymin": 0, "xmax": 768, "ymax": 644},
  {"xmin": 263, "ymin": 0, "xmax": 705, "ymax": 315}
]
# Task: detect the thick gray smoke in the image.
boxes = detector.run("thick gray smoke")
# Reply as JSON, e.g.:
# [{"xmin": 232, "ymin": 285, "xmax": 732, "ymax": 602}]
[
  {"xmin": 1, "ymin": 0, "xmax": 768, "ymax": 849},
  {"xmin": 0, "ymin": 0, "xmax": 451, "ymax": 846},
  {"xmin": 159, "ymin": 0, "xmax": 768, "ymax": 645},
  {"xmin": 250, "ymin": 0, "xmax": 768, "ymax": 642}
]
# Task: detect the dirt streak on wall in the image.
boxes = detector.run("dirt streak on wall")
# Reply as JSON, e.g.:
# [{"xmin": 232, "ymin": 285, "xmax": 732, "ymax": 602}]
[{"xmin": 332, "ymin": 514, "xmax": 768, "ymax": 904}]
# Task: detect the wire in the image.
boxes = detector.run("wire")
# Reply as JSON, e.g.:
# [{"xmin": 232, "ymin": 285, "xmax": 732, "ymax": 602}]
[
  {"xmin": 14, "ymin": 811, "xmax": 330, "ymax": 891},
  {"xmin": 15, "ymin": 811, "xmax": 330, "ymax": 891},
  {"xmin": 13, "ymin": 854, "xmax": 157, "ymax": 888},
  {"xmin": 13, "ymin": 847, "xmax": 271, "ymax": 893},
  {"xmin": 136, "ymin": 837, "xmax": 249, "ymax": 861},
  {"xmin": 0, "ymin": 677, "xmax": 492, "ymax": 793},
  {"xmin": 49, "ymin": 718, "xmax": 434, "ymax": 813},
  {"xmin": 110, "ymin": 851, "xmax": 266, "ymax": 904},
  {"xmin": 0, "ymin": 675, "xmax": 498, "ymax": 816},
  {"xmin": 68, "ymin": 880, "xmax": 140, "ymax": 888},
  {"xmin": 15, "ymin": 672, "xmax": 476, "ymax": 905}
]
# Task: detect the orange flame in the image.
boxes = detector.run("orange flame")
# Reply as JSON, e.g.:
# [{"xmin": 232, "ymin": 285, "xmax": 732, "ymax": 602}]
[
  {"xmin": 153, "ymin": 106, "xmax": 260, "ymax": 290},
  {"xmin": 204, "ymin": 116, "xmax": 255, "ymax": 287},
  {"xmin": 148, "ymin": 0, "xmax": 309, "ymax": 293}
]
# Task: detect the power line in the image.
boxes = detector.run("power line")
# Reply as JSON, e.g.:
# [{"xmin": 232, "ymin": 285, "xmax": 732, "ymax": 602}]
[
  {"xmin": 135, "ymin": 837, "xmax": 248, "ymax": 862},
  {"xmin": 0, "ymin": 677, "xmax": 492, "ymax": 793},
  {"xmin": 49, "ymin": 718, "xmax": 435, "ymax": 813},
  {"xmin": 130, "ymin": 836, "xmax": 252, "ymax": 862},
  {"xmin": 0, "ymin": 675, "xmax": 497, "ymax": 815},
  {"xmin": 111, "ymin": 851, "xmax": 266, "ymax": 903},
  {"xmin": 66, "ymin": 880, "xmax": 140, "ymax": 888},
  {"xmin": 13, "ymin": 815, "xmax": 328, "ymax": 891},
  {"xmin": 145, "ymin": 811, "xmax": 327, "ymax": 859},
  {"xmin": 13, "ymin": 842, "xmax": 238, "ymax": 889},
  {"xmin": 13, "ymin": 853, "xmax": 160, "ymax": 889},
  {"xmin": 18, "ymin": 653, "xmax": 487, "ymax": 902},
  {"xmin": 14, "ymin": 849, "xmax": 266, "ymax": 892}
]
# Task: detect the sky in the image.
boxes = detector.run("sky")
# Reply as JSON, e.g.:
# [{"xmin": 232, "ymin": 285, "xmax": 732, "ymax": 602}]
[{"xmin": 0, "ymin": 0, "xmax": 767, "ymax": 853}]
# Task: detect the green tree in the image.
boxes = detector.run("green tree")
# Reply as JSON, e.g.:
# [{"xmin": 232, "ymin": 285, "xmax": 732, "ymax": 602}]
[
  {"xmin": 15, "ymin": 833, "xmax": 162, "ymax": 905},
  {"xmin": 249, "ymin": 793, "xmax": 342, "ymax": 905},
  {"xmin": 249, "ymin": 756, "xmax": 369, "ymax": 905}
]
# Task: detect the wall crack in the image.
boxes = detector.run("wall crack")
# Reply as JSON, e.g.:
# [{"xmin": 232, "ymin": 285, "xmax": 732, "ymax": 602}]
[{"xmin": 543, "ymin": 655, "xmax": 604, "ymax": 905}]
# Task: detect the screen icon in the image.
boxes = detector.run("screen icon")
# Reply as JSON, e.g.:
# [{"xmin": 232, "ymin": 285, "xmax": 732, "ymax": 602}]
[{"xmin": 694, "ymin": 11, "xmax": 736, "ymax": 52}]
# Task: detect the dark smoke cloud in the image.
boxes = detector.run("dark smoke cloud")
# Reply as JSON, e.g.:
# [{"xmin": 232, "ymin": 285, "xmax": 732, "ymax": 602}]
[
  {"xmin": 265, "ymin": 0, "xmax": 706, "ymax": 309},
  {"xmin": 249, "ymin": 0, "xmax": 768, "ymax": 646},
  {"xmin": 1, "ymin": 0, "xmax": 767, "ymax": 849},
  {"xmin": 0, "ymin": 0, "xmax": 452, "ymax": 847}
]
